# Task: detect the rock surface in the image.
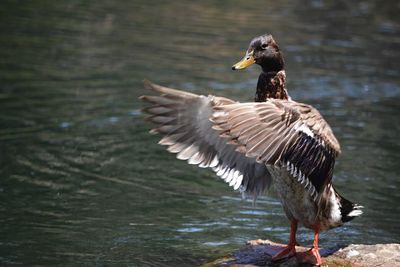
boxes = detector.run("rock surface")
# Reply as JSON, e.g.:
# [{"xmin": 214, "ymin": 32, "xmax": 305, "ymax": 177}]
[{"xmin": 203, "ymin": 239, "xmax": 400, "ymax": 267}]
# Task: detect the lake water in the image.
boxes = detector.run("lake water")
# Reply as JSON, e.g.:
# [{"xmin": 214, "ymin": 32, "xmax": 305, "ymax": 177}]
[{"xmin": 1, "ymin": 1, "xmax": 399, "ymax": 266}]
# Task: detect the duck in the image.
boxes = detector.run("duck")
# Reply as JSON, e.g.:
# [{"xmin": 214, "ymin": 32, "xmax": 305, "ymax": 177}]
[{"xmin": 140, "ymin": 34, "xmax": 363, "ymax": 266}]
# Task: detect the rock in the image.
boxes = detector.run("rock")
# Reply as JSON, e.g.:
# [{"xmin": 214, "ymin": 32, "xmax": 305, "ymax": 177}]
[
  {"xmin": 202, "ymin": 239, "xmax": 400, "ymax": 267},
  {"xmin": 334, "ymin": 243, "xmax": 400, "ymax": 267}
]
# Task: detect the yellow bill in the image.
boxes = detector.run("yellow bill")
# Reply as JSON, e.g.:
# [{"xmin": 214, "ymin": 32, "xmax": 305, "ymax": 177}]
[{"xmin": 232, "ymin": 50, "xmax": 255, "ymax": 70}]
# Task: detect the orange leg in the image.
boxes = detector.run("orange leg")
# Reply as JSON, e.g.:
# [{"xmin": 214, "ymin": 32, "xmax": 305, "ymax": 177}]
[
  {"xmin": 297, "ymin": 224, "xmax": 322, "ymax": 266},
  {"xmin": 272, "ymin": 220, "xmax": 297, "ymax": 261}
]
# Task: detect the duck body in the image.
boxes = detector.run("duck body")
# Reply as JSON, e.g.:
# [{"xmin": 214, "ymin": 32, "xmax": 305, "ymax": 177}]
[
  {"xmin": 141, "ymin": 34, "xmax": 362, "ymax": 265},
  {"xmin": 270, "ymin": 164, "xmax": 322, "ymax": 229},
  {"xmin": 269, "ymin": 164, "xmax": 355, "ymax": 231}
]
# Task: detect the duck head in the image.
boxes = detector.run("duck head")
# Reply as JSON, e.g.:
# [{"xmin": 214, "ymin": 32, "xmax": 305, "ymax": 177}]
[{"xmin": 232, "ymin": 34, "xmax": 284, "ymax": 73}]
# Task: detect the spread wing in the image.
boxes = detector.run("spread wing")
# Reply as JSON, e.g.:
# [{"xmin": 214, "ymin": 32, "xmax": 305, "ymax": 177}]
[
  {"xmin": 140, "ymin": 80, "xmax": 273, "ymax": 197},
  {"xmin": 211, "ymin": 100, "xmax": 341, "ymax": 199}
]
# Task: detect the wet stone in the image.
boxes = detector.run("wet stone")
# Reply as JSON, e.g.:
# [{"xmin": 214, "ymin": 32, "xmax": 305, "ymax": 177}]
[{"xmin": 203, "ymin": 239, "xmax": 400, "ymax": 267}]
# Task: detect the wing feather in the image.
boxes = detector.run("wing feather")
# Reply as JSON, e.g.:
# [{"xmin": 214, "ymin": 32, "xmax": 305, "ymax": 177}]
[
  {"xmin": 212, "ymin": 99, "xmax": 340, "ymax": 193},
  {"xmin": 141, "ymin": 80, "xmax": 272, "ymax": 197},
  {"xmin": 141, "ymin": 80, "xmax": 340, "ymax": 198}
]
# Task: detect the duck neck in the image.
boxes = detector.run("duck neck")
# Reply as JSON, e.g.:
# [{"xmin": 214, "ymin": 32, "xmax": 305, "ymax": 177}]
[{"xmin": 255, "ymin": 70, "xmax": 289, "ymax": 102}]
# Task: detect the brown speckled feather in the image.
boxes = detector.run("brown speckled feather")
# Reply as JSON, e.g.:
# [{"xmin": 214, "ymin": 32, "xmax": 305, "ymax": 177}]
[
  {"xmin": 140, "ymin": 80, "xmax": 272, "ymax": 197},
  {"xmin": 141, "ymin": 80, "xmax": 340, "ymax": 199},
  {"xmin": 211, "ymin": 99, "xmax": 340, "ymax": 194}
]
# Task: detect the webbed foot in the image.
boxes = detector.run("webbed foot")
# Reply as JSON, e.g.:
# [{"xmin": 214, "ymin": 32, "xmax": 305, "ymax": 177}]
[
  {"xmin": 297, "ymin": 247, "xmax": 322, "ymax": 266},
  {"xmin": 271, "ymin": 244, "xmax": 296, "ymax": 261}
]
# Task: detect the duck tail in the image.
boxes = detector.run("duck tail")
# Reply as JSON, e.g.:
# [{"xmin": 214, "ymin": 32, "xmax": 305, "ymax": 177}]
[{"xmin": 339, "ymin": 193, "xmax": 363, "ymax": 223}]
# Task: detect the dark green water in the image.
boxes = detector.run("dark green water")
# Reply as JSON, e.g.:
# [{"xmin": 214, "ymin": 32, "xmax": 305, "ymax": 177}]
[{"xmin": 1, "ymin": 1, "xmax": 399, "ymax": 266}]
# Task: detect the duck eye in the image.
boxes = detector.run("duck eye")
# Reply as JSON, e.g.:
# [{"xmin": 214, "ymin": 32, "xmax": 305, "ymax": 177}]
[{"xmin": 261, "ymin": 43, "xmax": 268, "ymax": 49}]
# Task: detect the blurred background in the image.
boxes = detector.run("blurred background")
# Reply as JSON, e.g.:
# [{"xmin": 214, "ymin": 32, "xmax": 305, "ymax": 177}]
[{"xmin": 0, "ymin": 0, "xmax": 399, "ymax": 266}]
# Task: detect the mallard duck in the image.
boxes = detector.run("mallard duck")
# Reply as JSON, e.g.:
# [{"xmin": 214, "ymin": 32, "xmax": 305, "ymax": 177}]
[{"xmin": 140, "ymin": 34, "xmax": 362, "ymax": 266}]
